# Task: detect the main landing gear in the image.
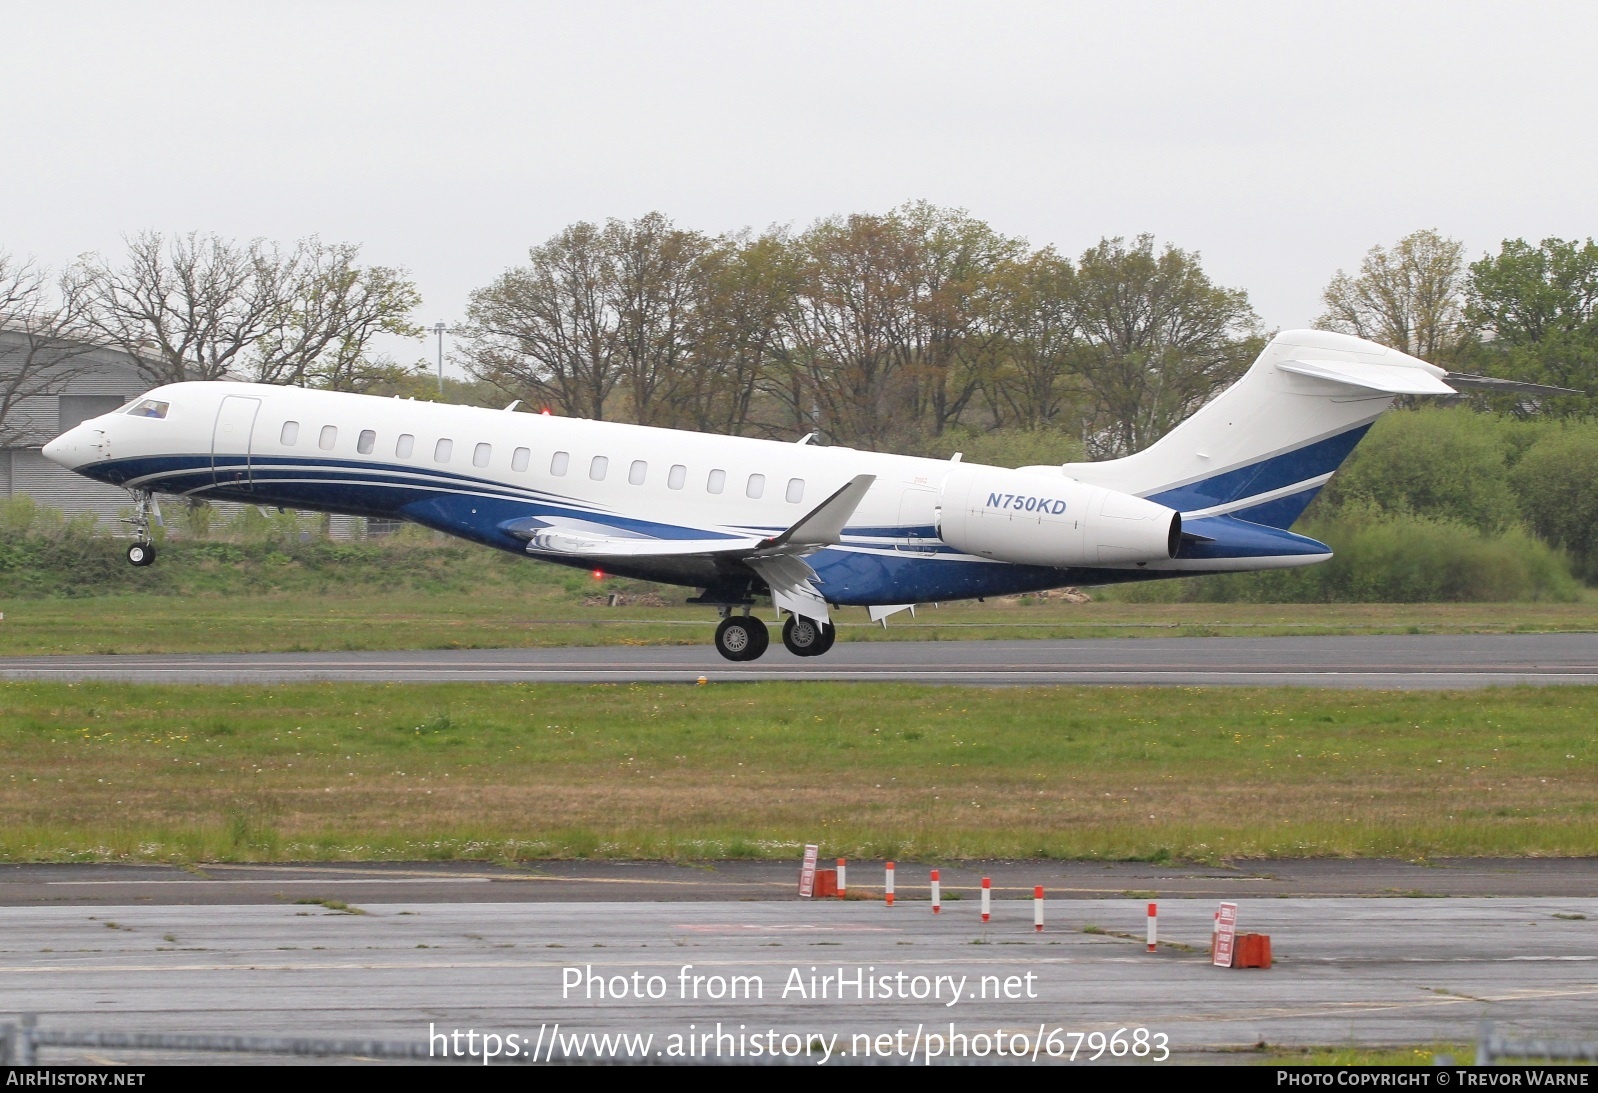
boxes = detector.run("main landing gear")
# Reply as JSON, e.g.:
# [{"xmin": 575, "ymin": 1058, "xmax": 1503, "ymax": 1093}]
[
  {"xmin": 781, "ymin": 614, "xmax": 835, "ymax": 657},
  {"xmin": 713, "ymin": 614, "xmax": 769, "ymax": 662},
  {"xmin": 710, "ymin": 610, "xmax": 836, "ymax": 661}
]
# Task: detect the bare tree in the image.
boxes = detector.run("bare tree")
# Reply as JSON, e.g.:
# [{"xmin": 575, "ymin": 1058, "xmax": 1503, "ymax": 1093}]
[
  {"xmin": 67, "ymin": 232, "xmax": 282, "ymax": 384},
  {"xmin": 260, "ymin": 240, "xmax": 422, "ymax": 390},
  {"xmin": 0, "ymin": 251, "xmax": 99, "ymax": 447},
  {"xmin": 1316, "ymin": 229, "xmax": 1468, "ymax": 364},
  {"xmin": 457, "ymin": 221, "xmax": 623, "ymax": 418},
  {"xmin": 66, "ymin": 231, "xmax": 420, "ymax": 388}
]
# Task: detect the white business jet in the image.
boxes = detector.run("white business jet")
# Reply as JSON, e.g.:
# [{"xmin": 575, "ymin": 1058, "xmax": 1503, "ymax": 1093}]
[{"xmin": 42, "ymin": 329, "xmax": 1482, "ymax": 660}]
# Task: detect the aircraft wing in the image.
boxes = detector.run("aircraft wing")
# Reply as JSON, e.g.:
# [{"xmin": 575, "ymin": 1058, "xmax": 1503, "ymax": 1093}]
[{"xmin": 502, "ymin": 475, "xmax": 877, "ymax": 622}]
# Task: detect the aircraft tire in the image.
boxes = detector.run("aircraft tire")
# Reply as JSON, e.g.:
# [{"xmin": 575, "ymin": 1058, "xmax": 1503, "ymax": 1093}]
[
  {"xmin": 127, "ymin": 541, "xmax": 156, "ymax": 567},
  {"xmin": 714, "ymin": 616, "xmax": 767, "ymax": 662},
  {"xmin": 782, "ymin": 614, "xmax": 833, "ymax": 657},
  {"xmin": 746, "ymin": 617, "xmax": 770, "ymax": 659}
]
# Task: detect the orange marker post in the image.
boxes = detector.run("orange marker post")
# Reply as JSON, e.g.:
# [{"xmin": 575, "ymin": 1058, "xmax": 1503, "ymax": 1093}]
[
  {"xmin": 931, "ymin": 869, "xmax": 941, "ymax": 914},
  {"xmin": 1147, "ymin": 902, "xmax": 1158, "ymax": 953},
  {"xmin": 1033, "ymin": 885, "xmax": 1044, "ymax": 932},
  {"xmin": 980, "ymin": 877, "xmax": 991, "ymax": 923},
  {"xmin": 836, "ymin": 858, "xmax": 847, "ymax": 898},
  {"xmin": 885, "ymin": 861, "xmax": 895, "ymax": 907}
]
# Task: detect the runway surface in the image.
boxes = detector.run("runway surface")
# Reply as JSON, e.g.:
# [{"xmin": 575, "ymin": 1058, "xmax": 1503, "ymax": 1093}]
[
  {"xmin": 5, "ymin": 858, "xmax": 1598, "ymax": 907},
  {"xmin": 5, "ymin": 894, "xmax": 1596, "ymax": 1064},
  {"xmin": 4, "ymin": 632, "xmax": 1598, "ymax": 688}
]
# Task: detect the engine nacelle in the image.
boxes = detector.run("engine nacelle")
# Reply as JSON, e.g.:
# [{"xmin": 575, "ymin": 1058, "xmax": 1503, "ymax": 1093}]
[{"xmin": 937, "ymin": 464, "xmax": 1180, "ymax": 567}]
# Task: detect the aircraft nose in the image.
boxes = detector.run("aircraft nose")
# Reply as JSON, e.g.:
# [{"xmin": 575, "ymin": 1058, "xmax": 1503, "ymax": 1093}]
[{"xmin": 43, "ymin": 427, "xmax": 83, "ymax": 468}]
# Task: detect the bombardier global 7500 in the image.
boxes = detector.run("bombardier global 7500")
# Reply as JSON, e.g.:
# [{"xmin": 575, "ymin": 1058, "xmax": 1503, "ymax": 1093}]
[{"xmin": 43, "ymin": 329, "xmax": 1496, "ymax": 660}]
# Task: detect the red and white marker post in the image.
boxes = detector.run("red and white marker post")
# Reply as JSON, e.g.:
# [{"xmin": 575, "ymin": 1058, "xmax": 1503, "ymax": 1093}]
[
  {"xmin": 980, "ymin": 877, "xmax": 991, "ymax": 923},
  {"xmin": 1212, "ymin": 902, "xmax": 1239, "ymax": 968},
  {"xmin": 930, "ymin": 870, "xmax": 941, "ymax": 914},
  {"xmin": 798, "ymin": 844, "xmax": 819, "ymax": 899},
  {"xmin": 1033, "ymin": 885, "xmax": 1045, "ymax": 932},
  {"xmin": 1147, "ymin": 902, "xmax": 1158, "ymax": 953},
  {"xmin": 885, "ymin": 861, "xmax": 895, "ymax": 907},
  {"xmin": 836, "ymin": 858, "xmax": 847, "ymax": 898}
]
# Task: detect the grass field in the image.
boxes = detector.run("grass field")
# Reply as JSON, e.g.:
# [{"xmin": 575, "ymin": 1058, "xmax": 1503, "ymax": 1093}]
[
  {"xmin": 4, "ymin": 595, "xmax": 1598, "ymax": 657},
  {"xmin": 2, "ymin": 681, "xmax": 1593, "ymax": 863}
]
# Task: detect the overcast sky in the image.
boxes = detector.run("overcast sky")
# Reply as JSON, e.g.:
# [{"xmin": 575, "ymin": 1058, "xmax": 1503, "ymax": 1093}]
[{"xmin": 5, "ymin": 0, "xmax": 1596, "ymax": 368}]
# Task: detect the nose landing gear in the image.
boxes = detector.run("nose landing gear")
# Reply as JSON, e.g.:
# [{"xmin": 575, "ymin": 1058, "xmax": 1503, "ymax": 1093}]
[{"xmin": 122, "ymin": 489, "xmax": 162, "ymax": 567}]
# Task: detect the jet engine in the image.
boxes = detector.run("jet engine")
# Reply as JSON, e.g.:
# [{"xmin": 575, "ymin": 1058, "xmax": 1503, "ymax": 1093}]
[{"xmin": 937, "ymin": 464, "xmax": 1180, "ymax": 567}]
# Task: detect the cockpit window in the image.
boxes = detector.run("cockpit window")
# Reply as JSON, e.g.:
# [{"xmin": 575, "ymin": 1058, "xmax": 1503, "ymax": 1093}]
[{"xmin": 126, "ymin": 399, "xmax": 170, "ymax": 419}]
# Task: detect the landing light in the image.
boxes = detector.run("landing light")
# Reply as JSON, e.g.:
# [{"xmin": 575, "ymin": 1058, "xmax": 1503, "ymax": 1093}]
[{"xmin": 592, "ymin": 569, "xmax": 605, "ymax": 580}]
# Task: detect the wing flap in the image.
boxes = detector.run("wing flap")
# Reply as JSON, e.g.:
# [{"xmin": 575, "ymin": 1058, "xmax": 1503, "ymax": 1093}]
[{"xmin": 500, "ymin": 474, "xmax": 877, "ymax": 624}]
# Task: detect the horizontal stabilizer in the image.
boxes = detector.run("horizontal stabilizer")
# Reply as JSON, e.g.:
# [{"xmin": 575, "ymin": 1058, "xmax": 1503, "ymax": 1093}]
[
  {"xmin": 1443, "ymin": 373, "xmax": 1580, "ymax": 396},
  {"xmin": 1277, "ymin": 358, "xmax": 1456, "ymax": 395}
]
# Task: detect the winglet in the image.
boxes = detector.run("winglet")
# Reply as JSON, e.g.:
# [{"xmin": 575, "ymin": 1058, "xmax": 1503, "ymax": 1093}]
[{"xmin": 758, "ymin": 474, "xmax": 875, "ymax": 551}]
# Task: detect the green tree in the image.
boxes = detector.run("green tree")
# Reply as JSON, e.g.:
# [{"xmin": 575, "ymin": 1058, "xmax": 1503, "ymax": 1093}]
[
  {"xmin": 1071, "ymin": 234, "xmax": 1261, "ymax": 457},
  {"xmin": 980, "ymin": 247, "xmax": 1082, "ymax": 431},
  {"xmin": 1509, "ymin": 423, "xmax": 1598, "ymax": 579},
  {"xmin": 891, "ymin": 201, "xmax": 1026, "ymax": 436},
  {"xmin": 1315, "ymin": 407, "xmax": 1520, "ymax": 534},
  {"xmin": 1466, "ymin": 237, "xmax": 1598, "ymax": 414},
  {"xmin": 690, "ymin": 230, "xmax": 796, "ymax": 436}
]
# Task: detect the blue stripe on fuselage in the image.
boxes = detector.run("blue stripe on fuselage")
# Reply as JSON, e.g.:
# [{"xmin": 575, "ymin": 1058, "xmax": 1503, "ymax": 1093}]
[{"xmin": 1146, "ymin": 424, "xmax": 1370, "ymax": 528}]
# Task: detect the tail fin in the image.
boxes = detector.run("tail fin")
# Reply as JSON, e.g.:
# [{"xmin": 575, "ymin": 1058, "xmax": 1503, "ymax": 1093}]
[{"xmin": 1036, "ymin": 329, "xmax": 1452, "ymax": 530}]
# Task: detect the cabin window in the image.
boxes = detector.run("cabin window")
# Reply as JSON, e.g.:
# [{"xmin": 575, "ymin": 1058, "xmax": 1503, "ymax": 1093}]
[
  {"xmin": 786, "ymin": 478, "xmax": 805, "ymax": 503},
  {"xmin": 707, "ymin": 469, "xmax": 726, "ymax": 494},
  {"xmin": 434, "ymin": 438, "xmax": 453, "ymax": 463},
  {"xmin": 628, "ymin": 459, "xmax": 647, "ymax": 485},
  {"xmin": 512, "ymin": 447, "xmax": 530, "ymax": 472},
  {"xmin": 473, "ymin": 442, "xmax": 492, "ymax": 468},
  {"xmin": 357, "ymin": 429, "xmax": 376, "ymax": 455},
  {"xmin": 668, "ymin": 464, "xmax": 686, "ymax": 490},
  {"xmin": 746, "ymin": 473, "xmax": 765, "ymax": 499},
  {"xmin": 280, "ymin": 421, "xmax": 299, "ymax": 445},
  {"xmin": 396, "ymin": 433, "xmax": 414, "ymax": 458},
  {"xmin": 551, "ymin": 451, "xmax": 569, "ymax": 476},
  {"xmin": 589, "ymin": 455, "xmax": 608, "ymax": 481},
  {"xmin": 319, "ymin": 425, "xmax": 337, "ymax": 450}
]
